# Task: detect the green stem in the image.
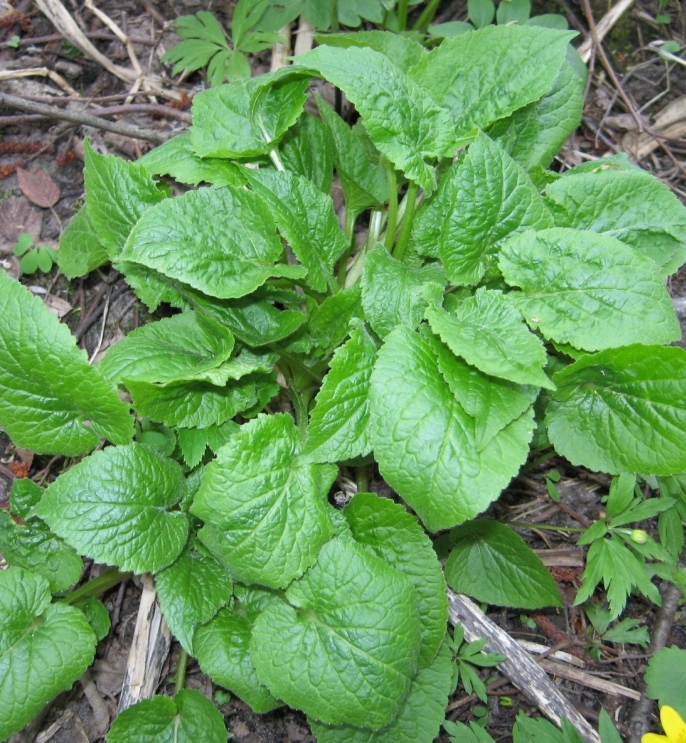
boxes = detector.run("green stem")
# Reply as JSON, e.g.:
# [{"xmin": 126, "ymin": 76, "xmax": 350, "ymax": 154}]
[
  {"xmin": 397, "ymin": 0, "xmax": 409, "ymax": 30},
  {"xmin": 270, "ymin": 345, "xmax": 323, "ymax": 383},
  {"xmin": 269, "ymin": 148, "xmax": 286, "ymax": 171},
  {"xmin": 337, "ymin": 209, "xmax": 358, "ymax": 287},
  {"xmin": 288, "ymin": 382, "xmax": 311, "ymax": 444},
  {"xmin": 383, "ymin": 160, "xmax": 398, "ymax": 251},
  {"xmin": 331, "ymin": 0, "xmax": 339, "ymax": 32},
  {"xmin": 413, "ymin": 0, "xmax": 442, "ymax": 32},
  {"xmin": 61, "ymin": 567, "xmax": 130, "ymax": 605},
  {"xmin": 519, "ymin": 449, "xmax": 556, "ymax": 475},
  {"xmin": 356, "ymin": 466, "xmax": 369, "ymax": 493},
  {"xmin": 174, "ymin": 648, "xmax": 188, "ymax": 696},
  {"xmin": 506, "ymin": 520, "xmax": 586, "ymax": 534},
  {"xmin": 392, "ymin": 181, "xmax": 420, "ymax": 262}
]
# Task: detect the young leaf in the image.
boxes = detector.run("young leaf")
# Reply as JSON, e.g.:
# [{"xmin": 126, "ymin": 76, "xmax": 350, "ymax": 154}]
[
  {"xmin": 309, "ymin": 638, "xmax": 454, "ymax": 743},
  {"xmin": 499, "ymin": 228, "xmax": 680, "ymax": 351},
  {"xmin": 297, "ymin": 45, "xmax": 455, "ymax": 192},
  {"xmin": 545, "ymin": 168, "xmax": 686, "ymax": 274},
  {"xmin": 162, "ymin": 10, "xmax": 230, "ymax": 75},
  {"xmin": 106, "ymin": 689, "xmax": 227, "ymax": 743},
  {"xmin": 644, "ymin": 646, "xmax": 686, "ymax": 718},
  {"xmin": 77, "ymin": 597, "xmax": 111, "ymax": 642},
  {"xmin": 361, "ymin": 244, "xmax": 446, "ymax": 338},
  {"xmin": 194, "ymin": 605, "xmax": 281, "ymax": 714},
  {"xmin": 408, "ymin": 25, "xmax": 576, "ymax": 140},
  {"xmin": 120, "ymin": 186, "xmax": 305, "ymax": 300},
  {"xmin": 57, "ymin": 204, "xmax": 109, "ymax": 278},
  {"xmin": 315, "ymin": 30, "xmax": 427, "ymax": 73},
  {"xmin": 308, "ymin": 285, "xmax": 364, "ymax": 353},
  {"xmin": 155, "ymin": 543, "xmax": 233, "ymax": 655},
  {"xmin": 0, "ymin": 568, "xmax": 97, "ymax": 741},
  {"xmin": 425, "ymin": 288, "xmax": 554, "ymax": 389},
  {"xmin": 497, "ymin": 0, "xmax": 532, "ymax": 24},
  {"xmin": 9, "ymin": 478, "xmax": 43, "ymax": 521},
  {"xmin": 598, "ymin": 708, "xmax": 623, "ymax": 743},
  {"xmin": 0, "ymin": 271, "xmax": 134, "ymax": 455},
  {"xmin": 344, "ymin": 493, "xmax": 448, "ymax": 668},
  {"xmin": 468, "ymin": 0, "xmax": 496, "ymax": 28},
  {"xmin": 445, "ymin": 520, "xmax": 563, "ymax": 608},
  {"xmin": 302, "ymin": 324, "xmax": 376, "ymax": 464},
  {"xmin": 192, "ymin": 414, "xmax": 337, "ymax": 589},
  {"xmin": 251, "ymin": 538, "xmax": 422, "ymax": 729},
  {"xmin": 410, "ymin": 131, "xmax": 553, "ymax": 283},
  {"xmin": 546, "ymin": 345, "xmax": 686, "ymax": 475},
  {"xmin": 83, "ymin": 140, "xmax": 167, "ymax": 258},
  {"xmin": 36, "ymin": 443, "xmax": 189, "ymax": 574},
  {"xmin": 279, "ymin": 113, "xmax": 334, "ymax": 194}
]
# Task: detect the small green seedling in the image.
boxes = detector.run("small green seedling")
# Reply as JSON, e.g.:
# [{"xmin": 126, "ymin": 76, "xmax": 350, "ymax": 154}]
[{"xmin": 13, "ymin": 233, "xmax": 58, "ymax": 275}]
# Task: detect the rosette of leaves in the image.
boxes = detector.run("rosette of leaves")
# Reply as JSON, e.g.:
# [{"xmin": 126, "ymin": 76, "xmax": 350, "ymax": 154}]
[{"xmin": 2, "ymin": 22, "xmax": 686, "ymax": 742}]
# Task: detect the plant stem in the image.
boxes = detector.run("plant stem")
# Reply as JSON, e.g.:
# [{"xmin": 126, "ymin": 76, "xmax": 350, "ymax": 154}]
[
  {"xmin": 269, "ymin": 147, "xmax": 286, "ymax": 171},
  {"xmin": 61, "ymin": 567, "xmax": 130, "ymax": 605},
  {"xmin": 287, "ymin": 382, "xmax": 311, "ymax": 444},
  {"xmin": 519, "ymin": 449, "xmax": 556, "ymax": 475},
  {"xmin": 392, "ymin": 181, "xmax": 419, "ymax": 262},
  {"xmin": 337, "ymin": 209, "xmax": 358, "ymax": 287},
  {"xmin": 271, "ymin": 345, "xmax": 323, "ymax": 383},
  {"xmin": 413, "ymin": 0, "xmax": 442, "ymax": 32},
  {"xmin": 383, "ymin": 160, "xmax": 398, "ymax": 251},
  {"xmin": 356, "ymin": 466, "xmax": 369, "ymax": 493},
  {"xmin": 506, "ymin": 520, "xmax": 586, "ymax": 534},
  {"xmin": 174, "ymin": 648, "xmax": 188, "ymax": 696},
  {"xmin": 397, "ymin": 0, "xmax": 409, "ymax": 30}
]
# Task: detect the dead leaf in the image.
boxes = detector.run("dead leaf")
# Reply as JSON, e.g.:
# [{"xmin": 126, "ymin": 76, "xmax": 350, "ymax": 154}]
[
  {"xmin": 16, "ymin": 167, "xmax": 61, "ymax": 208},
  {"xmin": 0, "ymin": 197, "xmax": 42, "ymax": 242},
  {"xmin": 45, "ymin": 294, "xmax": 73, "ymax": 319}
]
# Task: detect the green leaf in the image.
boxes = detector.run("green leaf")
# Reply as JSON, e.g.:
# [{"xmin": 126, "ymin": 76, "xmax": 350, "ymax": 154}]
[
  {"xmin": 497, "ymin": 0, "xmax": 532, "ymax": 24},
  {"xmin": 243, "ymin": 168, "xmax": 347, "ymax": 293},
  {"xmin": 98, "ymin": 312, "xmax": 234, "ymax": 385},
  {"xmin": 499, "ymin": 228, "xmax": 680, "ymax": 351},
  {"xmin": 370, "ymin": 326, "xmax": 534, "ymax": 531},
  {"xmin": 317, "ymin": 98, "xmax": 389, "ymax": 214},
  {"xmin": 598, "ymin": 708, "xmax": 623, "ymax": 743},
  {"xmin": 10, "ymin": 478, "xmax": 43, "ymax": 521},
  {"xmin": 19, "ymin": 249, "xmax": 39, "ymax": 274},
  {"xmin": 309, "ymin": 638, "xmax": 453, "ymax": 743},
  {"xmin": 361, "ymin": 244, "xmax": 446, "ymax": 338},
  {"xmin": 194, "ymin": 605, "xmax": 281, "ymax": 714},
  {"xmin": 106, "ymin": 689, "xmax": 227, "ymax": 743},
  {"xmin": 546, "ymin": 345, "xmax": 686, "ymax": 475},
  {"xmin": 0, "ymin": 510, "xmax": 83, "ymax": 593},
  {"xmin": 315, "ymin": 30, "xmax": 427, "ymax": 73},
  {"xmin": 468, "ymin": 0, "xmax": 496, "ymax": 27},
  {"xmin": 190, "ymin": 74, "xmax": 309, "ymax": 159},
  {"xmin": 139, "ymin": 133, "xmax": 244, "ymax": 188},
  {"xmin": 77, "ymin": 597, "xmax": 111, "ymax": 641},
  {"xmin": 411, "ymin": 132, "xmax": 553, "ymax": 283},
  {"xmin": 156, "ymin": 543, "xmax": 233, "ymax": 654},
  {"xmin": 0, "ymin": 271, "xmax": 134, "ymax": 455},
  {"xmin": 545, "ymin": 168, "xmax": 686, "ymax": 275},
  {"xmin": 302, "ymin": 324, "xmax": 376, "ymax": 464},
  {"xmin": 13, "ymin": 233, "xmax": 33, "ymax": 256},
  {"xmin": 308, "ymin": 285, "xmax": 364, "ymax": 353},
  {"xmin": 645, "ymin": 646, "xmax": 686, "ymax": 718},
  {"xmin": 57, "ymin": 205, "xmax": 109, "ymax": 278},
  {"xmin": 344, "ymin": 493, "xmax": 448, "ymax": 667},
  {"xmin": 425, "ymin": 289, "xmax": 553, "ymax": 388},
  {"xmin": 602, "ymin": 617, "xmax": 649, "ymax": 646},
  {"xmin": 0, "ymin": 568, "xmax": 97, "ymax": 741},
  {"xmin": 120, "ymin": 186, "xmax": 304, "ymax": 300},
  {"xmin": 192, "ymin": 414, "xmax": 336, "ymax": 588},
  {"xmin": 279, "ymin": 113, "xmax": 334, "ymax": 193},
  {"xmin": 36, "ymin": 443, "xmax": 189, "ymax": 573},
  {"xmin": 445, "ymin": 520, "xmax": 562, "ymax": 608},
  {"xmin": 408, "ymin": 25, "xmax": 575, "ymax": 140},
  {"xmin": 251, "ymin": 538, "xmax": 421, "ymax": 729},
  {"xmin": 84, "ymin": 140, "xmax": 167, "ymax": 258},
  {"xmin": 298, "ymin": 45, "xmax": 454, "ymax": 192}
]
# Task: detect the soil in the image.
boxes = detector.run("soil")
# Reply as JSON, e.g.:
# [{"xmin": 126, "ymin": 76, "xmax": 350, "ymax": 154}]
[{"xmin": 1, "ymin": 1, "xmax": 685, "ymax": 741}]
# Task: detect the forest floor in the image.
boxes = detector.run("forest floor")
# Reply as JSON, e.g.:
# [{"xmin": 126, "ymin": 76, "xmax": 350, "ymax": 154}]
[{"xmin": 0, "ymin": 0, "xmax": 685, "ymax": 741}]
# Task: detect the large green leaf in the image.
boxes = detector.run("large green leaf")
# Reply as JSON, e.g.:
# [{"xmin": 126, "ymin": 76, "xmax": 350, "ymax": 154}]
[
  {"xmin": 408, "ymin": 25, "xmax": 575, "ymax": 139},
  {"xmin": 645, "ymin": 646, "xmax": 686, "ymax": 718},
  {"xmin": 192, "ymin": 414, "xmax": 336, "ymax": 588},
  {"xmin": 445, "ymin": 520, "xmax": 562, "ymax": 608},
  {"xmin": 251, "ymin": 538, "xmax": 421, "ymax": 729},
  {"xmin": 0, "ymin": 568, "xmax": 97, "ymax": 741},
  {"xmin": 106, "ymin": 689, "xmax": 227, "ymax": 743},
  {"xmin": 155, "ymin": 543, "xmax": 233, "ymax": 655},
  {"xmin": 370, "ymin": 326, "xmax": 534, "ymax": 531},
  {"xmin": 98, "ymin": 311, "xmax": 234, "ymax": 385},
  {"xmin": 499, "ymin": 228, "xmax": 680, "ymax": 351},
  {"xmin": 243, "ymin": 168, "xmax": 347, "ymax": 293},
  {"xmin": 545, "ymin": 168, "xmax": 686, "ymax": 274},
  {"xmin": 120, "ymin": 186, "xmax": 305, "ymax": 300},
  {"xmin": 302, "ymin": 324, "xmax": 376, "ymax": 464},
  {"xmin": 83, "ymin": 140, "xmax": 167, "ymax": 257},
  {"xmin": 190, "ymin": 74, "xmax": 309, "ymax": 158},
  {"xmin": 344, "ymin": 493, "xmax": 448, "ymax": 667},
  {"xmin": 57, "ymin": 204, "xmax": 109, "ymax": 278},
  {"xmin": 0, "ymin": 271, "xmax": 134, "ymax": 455},
  {"xmin": 309, "ymin": 638, "xmax": 453, "ymax": 743},
  {"xmin": 315, "ymin": 30, "xmax": 427, "ymax": 73},
  {"xmin": 297, "ymin": 45, "xmax": 454, "ymax": 191},
  {"xmin": 546, "ymin": 345, "xmax": 686, "ymax": 475},
  {"xmin": 425, "ymin": 289, "xmax": 553, "ymax": 388},
  {"xmin": 194, "ymin": 606, "xmax": 281, "ymax": 713},
  {"xmin": 37, "ymin": 443, "xmax": 189, "ymax": 573},
  {"xmin": 361, "ymin": 244, "xmax": 446, "ymax": 338},
  {"xmin": 279, "ymin": 112, "xmax": 334, "ymax": 194},
  {"xmin": 411, "ymin": 132, "xmax": 553, "ymax": 284}
]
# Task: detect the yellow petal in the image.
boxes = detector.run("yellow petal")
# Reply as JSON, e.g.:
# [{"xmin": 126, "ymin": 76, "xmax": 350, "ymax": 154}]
[
  {"xmin": 660, "ymin": 706, "xmax": 686, "ymax": 742},
  {"xmin": 642, "ymin": 734, "xmax": 669, "ymax": 743}
]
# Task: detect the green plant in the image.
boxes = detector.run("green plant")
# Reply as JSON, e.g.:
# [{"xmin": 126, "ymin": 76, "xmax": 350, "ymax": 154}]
[
  {"xmin": 13, "ymin": 232, "xmax": 58, "ymax": 274},
  {"xmin": 161, "ymin": 2, "xmax": 284, "ymax": 86},
  {"xmin": 447, "ymin": 623, "xmax": 506, "ymax": 704},
  {"xmin": 2, "ymin": 22, "xmax": 686, "ymax": 742}
]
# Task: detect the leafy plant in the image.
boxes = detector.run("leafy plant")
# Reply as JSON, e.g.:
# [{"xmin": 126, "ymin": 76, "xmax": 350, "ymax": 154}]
[
  {"xmin": 1, "ymin": 21, "xmax": 686, "ymax": 743},
  {"xmin": 13, "ymin": 232, "xmax": 58, "ymax": 274},
  {"xmin": 645, "ymin": 647, "xmax": 686, "ymax": 719},
  {"xmin": 448, "ymin": 624, "xmax": 506, "ymax": 703}
]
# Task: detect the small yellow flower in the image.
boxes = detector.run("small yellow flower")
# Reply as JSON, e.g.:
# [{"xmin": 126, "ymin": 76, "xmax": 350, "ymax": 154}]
[{"xmin": 642, "ymin": 706, "xmax": 686, "ymax": 743}]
